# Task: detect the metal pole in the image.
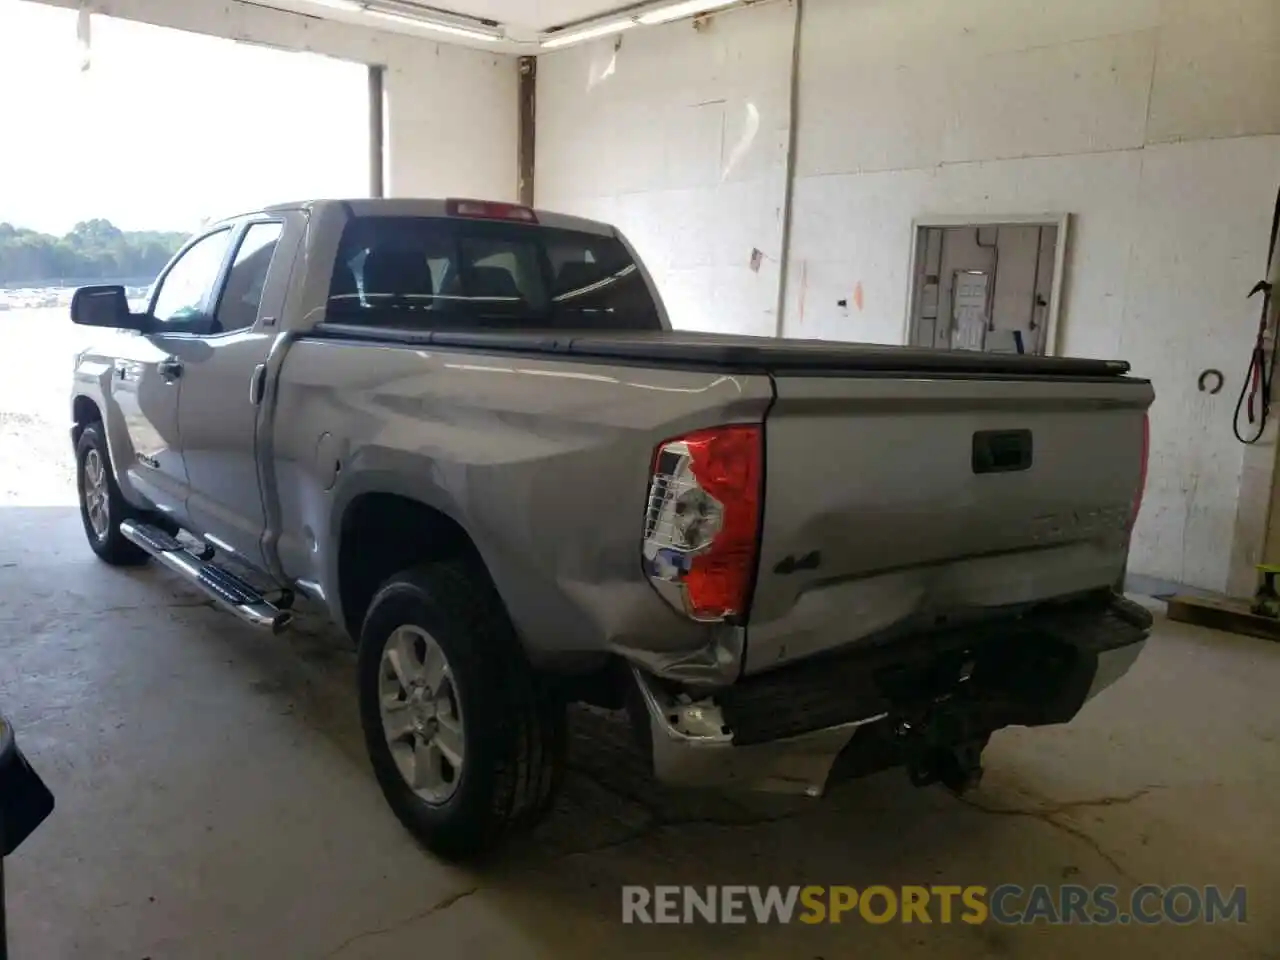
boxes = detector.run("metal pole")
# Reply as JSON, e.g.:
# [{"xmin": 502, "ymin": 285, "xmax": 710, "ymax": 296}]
[
  {"xmin": 772, "ymin": 0, "xmax": 803, "ymax": 338},
  {"xmin": 368, "ymin": 65, "xmax": 386, "ymax": 199}
]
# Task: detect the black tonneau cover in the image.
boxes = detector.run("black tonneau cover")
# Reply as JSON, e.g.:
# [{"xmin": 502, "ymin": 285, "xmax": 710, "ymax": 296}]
[{"xmin": 312, "ymin": 324, "xmax": 1133, "ymax": 379}]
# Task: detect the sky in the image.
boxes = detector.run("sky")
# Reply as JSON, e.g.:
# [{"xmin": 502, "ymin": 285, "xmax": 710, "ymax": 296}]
[{"xmin": 0, "ymin": 0, "xmax": 369, "ymax": 235}]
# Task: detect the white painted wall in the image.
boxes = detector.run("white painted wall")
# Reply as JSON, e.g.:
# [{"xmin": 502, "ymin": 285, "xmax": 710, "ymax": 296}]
[
  {"xmin": 30, "ymin": 0, "xmax": 519, "ymax": 201},
  {"xmin": 790, "ymin": 0, "xmax": 1279, "ymax": 594},
  {"xmin": 535, "ymin": 2, "xmax": 796, "ymax": 336},
  {"xmin": 382, "ymin": 38, "xmax": 517, "ymax": 199},
  {"xmin": 537, "ymin": 0, "xmax": 1280, "ymax": 594}
]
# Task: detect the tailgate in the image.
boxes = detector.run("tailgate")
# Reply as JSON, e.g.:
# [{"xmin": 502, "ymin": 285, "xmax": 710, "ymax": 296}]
[{"xmin": 744, "ymin": 372, "xmax": 1153, "ymax": 675}]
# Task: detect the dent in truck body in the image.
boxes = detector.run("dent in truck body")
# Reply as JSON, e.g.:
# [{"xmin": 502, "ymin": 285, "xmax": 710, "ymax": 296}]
[
  {"xmin": 746, "ymin": 374, "xmax": 1153, "ymax": 675},
  {"xmin": 634, "ymin": 592, "xmax": 1154, "ymax": 793},
  {"xmin": 630, "ymin": 664, "xmax": 875, "ymax": 795},
  {"xmin": 268, "ymin": 334, "xmax": 772, "ymax": 681}
]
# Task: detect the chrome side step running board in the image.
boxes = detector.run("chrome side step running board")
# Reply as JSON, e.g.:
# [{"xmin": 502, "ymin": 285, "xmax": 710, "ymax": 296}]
[{"xmin": 119, "ymin": 520, "xmax": 293, "ymax": 634}]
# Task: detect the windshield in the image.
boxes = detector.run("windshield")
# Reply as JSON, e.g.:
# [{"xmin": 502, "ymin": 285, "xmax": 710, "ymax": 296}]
[{"xmin": 326, "ymin": 215, "xmax": 663, "ymax": 332}]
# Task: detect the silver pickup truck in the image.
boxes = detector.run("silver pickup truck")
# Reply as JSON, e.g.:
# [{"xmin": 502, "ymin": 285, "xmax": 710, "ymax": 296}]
[{"xmin": 69, "ymin": 198, "xmax": 1154, "ymax": 859}]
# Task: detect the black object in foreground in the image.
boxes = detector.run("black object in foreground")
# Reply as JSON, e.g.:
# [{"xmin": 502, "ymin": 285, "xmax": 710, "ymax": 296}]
[{"xmin": 0, "ymin": 715, "xmax": 55, "ymax": 960}]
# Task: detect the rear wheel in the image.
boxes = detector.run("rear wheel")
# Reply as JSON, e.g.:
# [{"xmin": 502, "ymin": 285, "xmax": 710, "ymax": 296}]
[
  {"xmin": 76, "ymin": 423, "xmax": 148, "ymax": 566},
  {"xmin": 358, "ymin": 561, "xmax": 567, "ymax": 860}
]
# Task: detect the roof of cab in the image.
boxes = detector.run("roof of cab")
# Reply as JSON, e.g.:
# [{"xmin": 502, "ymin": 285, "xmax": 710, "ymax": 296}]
[{"xmin": 240, "ymin": 197, "xmax": 616, "ymax": 237}]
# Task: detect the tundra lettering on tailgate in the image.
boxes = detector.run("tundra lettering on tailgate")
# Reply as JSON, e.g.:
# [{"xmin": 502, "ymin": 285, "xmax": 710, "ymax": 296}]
[{"xmin": 1028, "ymin": 506, "xmax": 1131, "ymax": 545}]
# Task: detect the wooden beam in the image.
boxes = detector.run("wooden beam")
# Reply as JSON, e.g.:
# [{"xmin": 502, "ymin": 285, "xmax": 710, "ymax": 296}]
[
  {"xmin": 1166, "ymin": 593, "xmax": 1280, "ymax": 643},
  {"xmin": 517, "ymin": 56, "xmax": 536, "ymax": 206}
]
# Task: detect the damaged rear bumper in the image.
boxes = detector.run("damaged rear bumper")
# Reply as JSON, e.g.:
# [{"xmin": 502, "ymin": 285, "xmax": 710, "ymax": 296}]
[{"xmin": 629, "ymin": 592, "xmax": 1152, "ymax": 796}]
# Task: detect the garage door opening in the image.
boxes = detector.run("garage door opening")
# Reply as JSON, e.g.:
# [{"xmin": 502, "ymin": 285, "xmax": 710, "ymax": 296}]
[
  {"xmin": 906, "ymin": 215, "xmax": 1069, "ymax": 357},
  {"xmin": 0, "ymin": 3, "xmax": 370, "ymax": 508}
]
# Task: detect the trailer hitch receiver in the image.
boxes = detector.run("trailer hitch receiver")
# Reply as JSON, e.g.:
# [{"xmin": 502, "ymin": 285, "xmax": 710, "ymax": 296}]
[{"xmin": 895, "ymin": 708, "xmax": 987, "ymax": 795}]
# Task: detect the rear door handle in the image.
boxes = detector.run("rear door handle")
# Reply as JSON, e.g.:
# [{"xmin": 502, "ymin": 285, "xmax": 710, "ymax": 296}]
[
  {"xmin": 157, "ymin": 358, "xmax": 183, "ymax": 383},
  {"xmin": 249, "ymin": 364, "xmax": 267, "ymax": 405}
]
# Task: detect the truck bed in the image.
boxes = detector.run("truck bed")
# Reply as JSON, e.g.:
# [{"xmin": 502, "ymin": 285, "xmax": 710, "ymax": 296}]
[{"xmin": 313, "ymin": 325, "xmax": 1134, "ymax": 379}]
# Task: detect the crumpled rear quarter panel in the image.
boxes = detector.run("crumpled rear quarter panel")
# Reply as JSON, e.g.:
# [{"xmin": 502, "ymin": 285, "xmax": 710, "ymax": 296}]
[{"xmin": 270, "ymin": 338, "xmax": 772, "ymax": 672}]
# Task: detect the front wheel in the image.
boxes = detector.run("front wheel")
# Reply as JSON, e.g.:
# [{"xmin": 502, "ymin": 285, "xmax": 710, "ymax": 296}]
[
  {"xmin": 358, "ymin": 561, "xmax": 567, "ymax": 861},
  {"xmin": 75, "ymin": 423, "xmax": 148, "ymax": 566}
]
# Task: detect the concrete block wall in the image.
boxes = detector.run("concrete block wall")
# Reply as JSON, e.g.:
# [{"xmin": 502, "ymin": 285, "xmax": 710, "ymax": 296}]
[
  {"xmin": 33, "ymin": 0, "xmax": 519, "ymax": 202},
  {"xmin": 537, "ymin": 0, "xmax": 1280, "ymax": 594}
]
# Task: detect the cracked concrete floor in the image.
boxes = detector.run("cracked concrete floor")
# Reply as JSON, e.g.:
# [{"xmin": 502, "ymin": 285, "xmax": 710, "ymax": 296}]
[{"xmin": 2, "ymin": 505, "xmax": 1279, "ymax": 958}]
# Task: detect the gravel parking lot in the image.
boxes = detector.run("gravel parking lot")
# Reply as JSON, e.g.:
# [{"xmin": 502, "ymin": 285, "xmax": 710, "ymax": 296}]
[{"xmin": 0, "ymin": 308, "xmax": 85, "ymax": 505}]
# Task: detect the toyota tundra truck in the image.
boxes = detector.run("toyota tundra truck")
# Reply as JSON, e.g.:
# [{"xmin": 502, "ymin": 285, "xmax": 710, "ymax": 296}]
[{"xmin": 67, "ymin": 198, "xmax": 1154, "ymax": 860}]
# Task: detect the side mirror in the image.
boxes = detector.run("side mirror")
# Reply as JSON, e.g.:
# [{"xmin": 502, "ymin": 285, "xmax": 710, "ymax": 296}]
[{"xmin": 70, "ymin": 285, "xmax": 145, "ymax": 330}]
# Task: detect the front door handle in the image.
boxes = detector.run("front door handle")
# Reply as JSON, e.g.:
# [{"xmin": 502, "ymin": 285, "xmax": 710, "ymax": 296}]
[{"xmin": 157, "ymin": 358, "xmax": 183, "ymax": 383}]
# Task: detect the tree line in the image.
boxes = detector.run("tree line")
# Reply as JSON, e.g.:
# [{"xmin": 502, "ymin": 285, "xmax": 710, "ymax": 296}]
[{"xmin": 0, "ymin": 219, "xmax": 188, "ymax": 286}]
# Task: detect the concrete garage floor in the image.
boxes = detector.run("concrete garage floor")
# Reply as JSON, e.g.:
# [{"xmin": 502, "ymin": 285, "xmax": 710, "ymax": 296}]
[{"xmin": 1, "ymin": 507, "xmax": 1277, "ymax": 959}]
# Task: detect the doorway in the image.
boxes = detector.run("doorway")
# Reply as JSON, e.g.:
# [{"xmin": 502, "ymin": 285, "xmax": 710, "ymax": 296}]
[{"xmin": 906, "ymin": 215, "xmax": 1069, "ymax": 356}]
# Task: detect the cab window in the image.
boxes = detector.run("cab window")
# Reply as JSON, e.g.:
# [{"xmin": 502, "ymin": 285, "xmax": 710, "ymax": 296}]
[{"xmin": 151, "ymin": 228, "xmax": 233, "ymax": 327}]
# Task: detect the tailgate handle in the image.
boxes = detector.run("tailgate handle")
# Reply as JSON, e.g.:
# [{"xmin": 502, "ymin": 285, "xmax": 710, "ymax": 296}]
[{"xmin": 973, "ymin": 429, "xmax": 1033, "ymax": 474}]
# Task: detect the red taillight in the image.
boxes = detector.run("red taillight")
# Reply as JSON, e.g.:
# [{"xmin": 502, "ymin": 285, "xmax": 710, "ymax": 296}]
[
  {"xmin": 1131, "ymin": 413, "xmax": 1150, "ymax": 529},
  {"xmin": 446, "ymin": 198, "xmax": 538, "ymax": 223},
  {"xmin": 641, "ymin": 425, "xmax": 762, "ymax": 621}
]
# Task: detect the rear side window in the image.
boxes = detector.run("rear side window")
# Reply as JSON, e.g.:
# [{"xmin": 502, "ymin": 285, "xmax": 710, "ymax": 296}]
[
  {"xmin": 325, "ymin": 216, "xmax": 662, "ymax": 332},
  {"xmin": 215, "ymin": 221, "xmax": 283, "ymax": 333}
]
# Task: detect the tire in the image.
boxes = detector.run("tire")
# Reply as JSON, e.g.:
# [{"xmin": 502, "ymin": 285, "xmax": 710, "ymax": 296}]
[
  {"xmin": 75, "ymin": 423, "xmax": 149, "ymax": 566},
  {"xmin": 358, "ymin": 561, "xmax": 567, "ymax": 861}
]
